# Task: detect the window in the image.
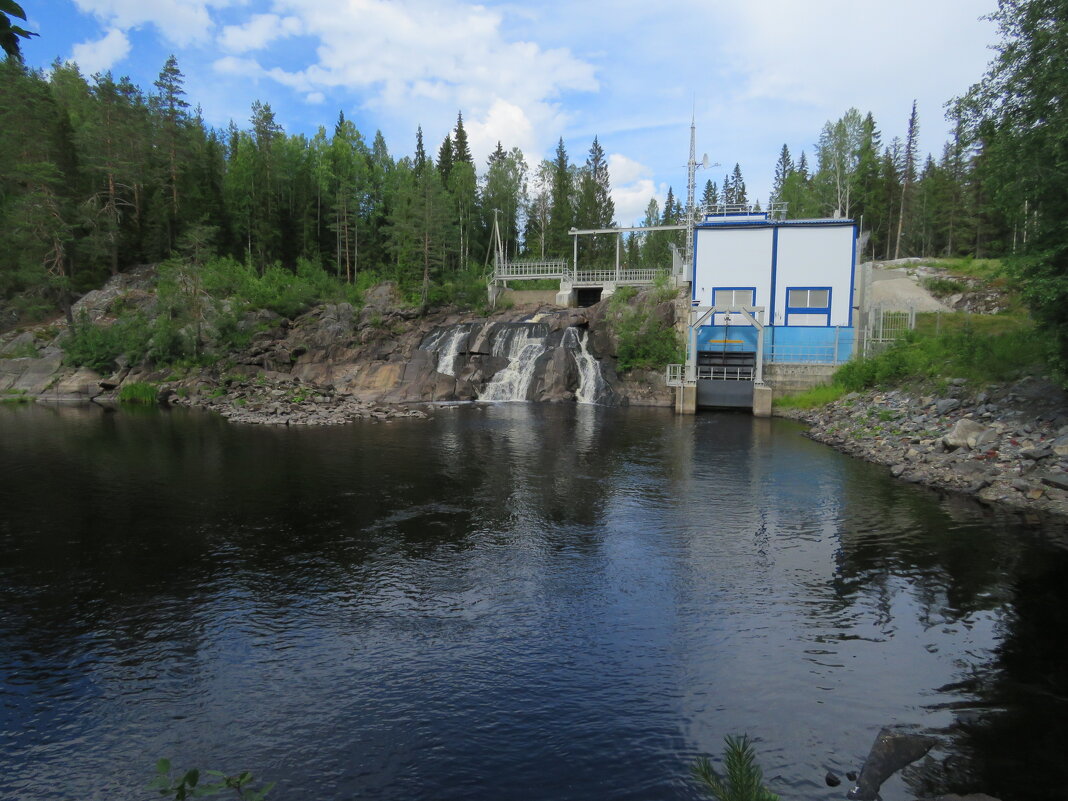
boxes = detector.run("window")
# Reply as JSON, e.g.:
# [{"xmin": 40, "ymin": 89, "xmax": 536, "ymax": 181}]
[
  {"xmin": 713, "ymin": 288, "xmax": 755, "ymax": 308},
  {"xmin": 785, "ymin": 286, "xmax": 832, "ymax": 326},
  {"xmin": 787, "ymin": 288, "xmax": 830, "ymax": 309}
]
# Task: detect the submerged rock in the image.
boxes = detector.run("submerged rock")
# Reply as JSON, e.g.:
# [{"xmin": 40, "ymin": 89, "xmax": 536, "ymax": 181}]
[{"xmin": 848, "ymin": 728, "xmax": 937, "ymax": 801}]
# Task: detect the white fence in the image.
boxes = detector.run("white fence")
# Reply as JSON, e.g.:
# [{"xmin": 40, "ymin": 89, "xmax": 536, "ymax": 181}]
[{"xmin": 492, "ymin": 259, "xmax": 664, "ymax": 287}]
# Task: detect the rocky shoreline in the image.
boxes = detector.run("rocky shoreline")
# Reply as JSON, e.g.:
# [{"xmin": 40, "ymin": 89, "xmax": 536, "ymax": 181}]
[{"xmin": 776, "ymin": 375, "xmax": 1068, "ymax": 520}]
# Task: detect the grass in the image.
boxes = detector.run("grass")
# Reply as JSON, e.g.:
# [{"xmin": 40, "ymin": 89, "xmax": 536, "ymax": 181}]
[
  {"xmin": 0, "ymin": 388, "xmax": 33, "ymax": 403},
  {"xmin": 773, "ymin": 383, "xmax": 848, "ymax": 410},
  {"xmin": 1, "ymin": 341, "xmax": 38, "ymax": 358},
  {"xmin": 775, "ymin": 312, "xmax": 1045, "ymax": 411},
  {"xmin": 118, "ymin": 381, "xmax": 158, "ymax": 404},
  {"xmin": 837, "ymin": 316, "xmax": 1042, "ymax": 390}
]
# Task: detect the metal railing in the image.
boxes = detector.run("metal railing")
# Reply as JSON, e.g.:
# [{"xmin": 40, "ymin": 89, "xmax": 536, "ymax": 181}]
[
  {"xmin": 492, "ymin": 260, "xmax": 665, "ymax": 287},
  {"xmin": 697, "ymin": 366, "xmax": 754, "ymax": 380},
  {"xmin": 666, "ymin": 363, "xmax": 690, "ymax": 386},
  {"xmin": 571, "ymin": 268, "xmax": 662, "ymax": 285},
  {"xmin": 666, "ymin": 363, "xmax": 755, "ymax": 384},
  {"xmin": 765, "ymin": 345, "xmax": 840, "ymax": 365},
  {"xmin": 494, "ymin": 260, "xmax": 569, "ymax": 279}
]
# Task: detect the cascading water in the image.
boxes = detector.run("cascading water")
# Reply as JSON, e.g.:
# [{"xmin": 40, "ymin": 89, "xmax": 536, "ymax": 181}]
[
  {"xmin": 420, "ymin": 320, "xmax": 608, "ymax": 404},
  {"xmin": 421, "ymin": 325, "xmax": 473, "ymax": 377},
  {"xmin": 479, "ymin": 324, "xmax": 549, "ymax": 402},
  {"xmin": 567, "ymin": 328, "xmax": 605, "ymax": 405}
]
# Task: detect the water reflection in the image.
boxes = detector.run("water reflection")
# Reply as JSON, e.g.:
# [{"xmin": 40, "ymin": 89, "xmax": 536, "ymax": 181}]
[{"xmin": 0, "ymin": 403, "xmax": 1064, "ymax": 801}]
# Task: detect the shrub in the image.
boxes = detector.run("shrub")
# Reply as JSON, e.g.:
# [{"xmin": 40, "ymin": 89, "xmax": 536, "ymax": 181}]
[
  {"xmin": 611, "ymin": 288, "xmax": 683, "ymax": 372},
  {"xmin": 834, "ymin": 317, "xmax": 1043, "ymax": 391},
  {"xmin": 63, "ymin": 312, "xmax": 151, "ymax": 373},
  {"xmin": 922, "ymin": 276, "xmax": 967, "ymax": 297}
]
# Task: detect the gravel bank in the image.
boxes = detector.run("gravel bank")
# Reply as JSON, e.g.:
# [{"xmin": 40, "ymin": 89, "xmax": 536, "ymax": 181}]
[{"xmin": 777, "ymin": 376, "xmax": 1068, "ymax": 519}]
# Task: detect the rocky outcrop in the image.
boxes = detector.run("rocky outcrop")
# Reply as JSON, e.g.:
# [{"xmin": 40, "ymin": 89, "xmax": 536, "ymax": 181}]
[
  {"xmin": 0, "ymin": 274, "xmax": 678, "ymax": 423},
  {"xmin": 779, "ymin": 376, "xmax": 1068, "ymax": 519}
]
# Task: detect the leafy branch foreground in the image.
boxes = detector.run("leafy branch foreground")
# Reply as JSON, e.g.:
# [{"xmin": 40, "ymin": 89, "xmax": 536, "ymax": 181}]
[
  {"xmin": 151, "ymin": 760, "xmax": 273, "ymax": 801},
  {"xmin": 692, "ymin": 735, "xmax": 779, "ymax": 801}
]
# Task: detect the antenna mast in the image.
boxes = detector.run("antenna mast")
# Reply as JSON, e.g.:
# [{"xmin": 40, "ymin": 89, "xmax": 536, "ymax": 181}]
[{"xmin": 685, "ymin": 118, "xmax": 697, "ymax": 267}]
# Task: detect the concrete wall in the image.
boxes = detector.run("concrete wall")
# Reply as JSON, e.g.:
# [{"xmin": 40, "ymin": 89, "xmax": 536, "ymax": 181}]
[
  {"xmin": 764, "ymin": 362, "xmax": 837, "ymax": 398},
  {"xmin": 499, "ymin": 288, "xmax": 562, "ymax": 306}
]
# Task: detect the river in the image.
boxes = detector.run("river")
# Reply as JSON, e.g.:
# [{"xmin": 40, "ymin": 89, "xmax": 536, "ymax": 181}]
[{"xmin": 1, "ymin": 403, "xmax": 1065, "ymax": 801}]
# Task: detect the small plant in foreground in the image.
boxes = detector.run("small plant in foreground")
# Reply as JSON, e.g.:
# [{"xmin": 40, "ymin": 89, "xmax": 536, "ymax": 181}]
[
  {"xmin": 692, "ymin": 735, "xmax": 779, "ymax": 801},
  {"xmin": 118, "ymin": 381, "xmax": 158, "ymax": 404},
  {"xmin": 151, "ymin": 759, "xmax": 274, "ymax": 801}
]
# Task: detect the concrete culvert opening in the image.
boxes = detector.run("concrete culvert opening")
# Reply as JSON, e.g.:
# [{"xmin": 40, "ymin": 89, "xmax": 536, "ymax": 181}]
[{"xmin": 576, "ymin": 288, "xmax": 602, "ymax": 307}]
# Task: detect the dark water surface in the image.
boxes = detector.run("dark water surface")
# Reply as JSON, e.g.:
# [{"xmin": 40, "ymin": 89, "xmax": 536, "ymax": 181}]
[{"xmin": 1, "ymin": 403, "xmax": 1066, "ymax": 801}]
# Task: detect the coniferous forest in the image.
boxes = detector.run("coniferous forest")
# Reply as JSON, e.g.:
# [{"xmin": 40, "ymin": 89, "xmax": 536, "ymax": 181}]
[{"xmin": 0, "ymin": 0, "xmax": 1066, "ymax": 367}]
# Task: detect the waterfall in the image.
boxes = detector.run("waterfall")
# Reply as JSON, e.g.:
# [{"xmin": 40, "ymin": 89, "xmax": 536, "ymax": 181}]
[
  {"xmin": 568, "ymin": 328, "xmax": 605, "ymax": 405},
  {"xmin": 479, "ymin": 324, "xmax": 548, "ymax": 402},
  {"xmin": 421, "ymin": 325, "xmax": 473, "ymax": 377}
]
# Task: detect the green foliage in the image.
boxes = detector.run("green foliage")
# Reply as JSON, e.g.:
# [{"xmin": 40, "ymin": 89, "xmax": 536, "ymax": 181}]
[
  {"xmin": 63, "ymin": 312, "xmax": 150, "ymax": 373},
  {"xmin": 0, "ymin": 388, "xmax": 32, "ymax": 403},
  {"xmin": 118, "ymin": 381, "xmax": 157, "ymax": 404},
  {"xmin": 1, "ymin": 340, "xmax": 38, "ymax": 358},
  {"xmin": 611, "ymin": 287, "xmax": 683, "ymax": 372},
  {"xmin": 921, "ymin": 277, "xmax": 967, "ymax": 297},
  {"xmin": 834, "ymin": 316, "xmax": 1043, "ymax": 391},
  {"xmin": 692, "ymin": 735, "xmax": 778, "ymax": 801},
  {"xmin": 772, "ymin": 383, "xmax": 848, "ymax": 409},
  {"xmin": 151, "ymin": 759, "xmax": 274, "ymax": 801},
  {"xmin": 424, "ymin": 263, "xmax": 490, "ymax": 311}
]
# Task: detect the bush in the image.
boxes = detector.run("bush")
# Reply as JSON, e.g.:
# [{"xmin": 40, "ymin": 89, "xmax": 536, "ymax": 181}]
[
  {"xmin": 922, "ymin": 276, "xmax": 967, "ymax": 297},
  {"xmin": 63, "ymin": 312, "xmax": 151, "ymax": 373},
  {"xmin": 611, "ymin": 287, "xmax": 683, "ymax": 372},
  {"xmin": 834, "ymin": 317, "xmax": 1043, "ymax": 391}
]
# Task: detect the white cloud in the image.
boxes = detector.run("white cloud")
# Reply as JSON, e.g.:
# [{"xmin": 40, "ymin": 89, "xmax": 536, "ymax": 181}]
[
  {"xmin": 70, "ymin": 27, "xmax": 131, "ymax": 74},
  {"xmin": 218, "ymin": 13, "xmax": 302, "ymax": 53},
  {"xmin": 71, "ymin": 0, "xmax": 237, "ymax": 46},
  {"xmin": 213, "ymin": 55, "xmax": 263, "ymax": 78},
  {"xmin": 607, "ymin": 153, "xmax": 663, "ymax": 225},
  {"xmin": 242, "ymin": 0, "xmax": 598, "ymax": 163}
]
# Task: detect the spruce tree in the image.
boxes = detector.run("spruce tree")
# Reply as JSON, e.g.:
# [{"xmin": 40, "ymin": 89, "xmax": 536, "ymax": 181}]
[
  {"xmin": 547, "ymin": 137, "xmax": 573, "ymax": 258},
  {"xmin": 772, "ymin": 144, "xmax": 792, "ymax": 202},
  {"xmin": 452, "ymin": 111, "xmax": 472, "ymax": 164},
  {"xmin": 437, "ymin": 134, "xmax": 452, "ymax": 185}
]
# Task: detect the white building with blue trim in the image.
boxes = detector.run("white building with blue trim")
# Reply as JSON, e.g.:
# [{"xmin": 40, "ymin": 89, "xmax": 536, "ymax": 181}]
[
  {"xmin": 670, "ymin": 206, "xmax": 858, "ymax": 414},
  {"xmin": 693, "ymin": 209, "xmax": 857, "ymax": 362}
]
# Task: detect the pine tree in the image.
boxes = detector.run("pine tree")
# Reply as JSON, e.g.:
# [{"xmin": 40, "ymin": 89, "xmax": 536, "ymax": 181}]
[
  {"xmin": 894, "ymin": 100, "xmax": 919, "ymax": 258},
  {"xmin": 151, "ymin": 55, "xmax": 189, "ymax": 246}
]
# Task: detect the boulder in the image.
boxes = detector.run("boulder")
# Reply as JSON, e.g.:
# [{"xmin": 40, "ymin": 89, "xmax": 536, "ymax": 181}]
[
  {"xmin": 935, "ymin": 398, "xmax": 961, "ymax": 415},
  {"xmin": 42, "ymin": 366, "xmax": 103, "ymax": 402},
  {"xmin": 943, "ymin": 419, "xmax": 992, "ymax": 451},
  {"xmin": 848, "ymin": 729, "xmax": 936, "ymax": 801}
]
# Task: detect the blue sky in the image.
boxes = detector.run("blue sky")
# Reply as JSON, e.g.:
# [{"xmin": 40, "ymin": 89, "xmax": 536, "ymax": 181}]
[{"xmin": 21, "ymin": 0, "xmax": 998, "ymax": 225}]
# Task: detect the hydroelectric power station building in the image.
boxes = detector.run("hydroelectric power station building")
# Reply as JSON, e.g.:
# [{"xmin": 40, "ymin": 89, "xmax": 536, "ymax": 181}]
[{"xmin": 674, "ymin": 206, "xmax": 858, "ymax": 414}]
